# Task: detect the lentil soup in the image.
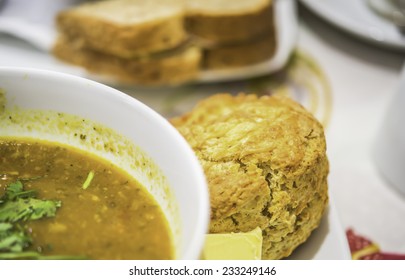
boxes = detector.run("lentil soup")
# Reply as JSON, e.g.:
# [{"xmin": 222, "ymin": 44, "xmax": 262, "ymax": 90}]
[{"xmin": 0, "ymin": 138, "xmax": 173, "ymax": 259}]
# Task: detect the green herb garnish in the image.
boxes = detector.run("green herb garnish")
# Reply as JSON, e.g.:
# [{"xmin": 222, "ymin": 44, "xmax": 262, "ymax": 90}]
[
  {"xmin": 0, "ymin": 180, "xmax": 61, "ymax": 223},
  {"xmin": 0, "ymin": 180, "xmax": 65, "ymax": 259},
  {"xmin": 0, "ymin": 222, "xmax": 31, "ymax": 252},
  {"xmin": 82, "ymin": 170, "xmax": 95, "ymax": 190}
]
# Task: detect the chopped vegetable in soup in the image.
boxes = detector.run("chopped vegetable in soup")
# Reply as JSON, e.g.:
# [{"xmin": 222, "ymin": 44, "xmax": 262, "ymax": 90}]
[{"xmin": 0, "ymin": 138, "xmax": 173, "ymax": 259}]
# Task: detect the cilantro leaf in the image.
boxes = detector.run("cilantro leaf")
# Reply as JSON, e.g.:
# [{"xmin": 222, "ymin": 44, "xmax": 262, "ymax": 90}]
[
  {"xmin": 0, "ymin": 222, "xmax": 31, "ymax": 253},
  {"xmin": 5, "ymin": 181, "xmax": 24, "ymax": 196},
  {"xmin": 0, "ymin": 180, "xmax": 63, "ymax": 259},
  {"xmin": 0, "ymin": 222, "xmax": 12, "ymax": 232},
  {"xmin": 0, "ymin": 198, "xmax": 61, "ymax": 223},
  {"xmin": 1, "ymin": 180, "xmax": 37, "ymax": 202}
]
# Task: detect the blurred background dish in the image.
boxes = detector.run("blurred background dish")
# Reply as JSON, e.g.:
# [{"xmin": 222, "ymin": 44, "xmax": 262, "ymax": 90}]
[
  {"xmin": 373, "ymin": 63, "xmax": 405, "ymax": 195},
  {"xmin": 367, "ymin": 0, "xmax": 405, "ymax": 31},
  {"xmin": 300, "ymin": 0, "xmax": 405, "ymax": 50},
  {"xmin": 0, "ymin": 0, "xmax": 297, "ymax": 86}
]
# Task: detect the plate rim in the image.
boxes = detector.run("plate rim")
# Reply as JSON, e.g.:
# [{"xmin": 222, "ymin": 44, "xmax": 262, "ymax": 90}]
[{"xmin": 300, "ymin": 0, "xmax": 405, "ymax": 51}]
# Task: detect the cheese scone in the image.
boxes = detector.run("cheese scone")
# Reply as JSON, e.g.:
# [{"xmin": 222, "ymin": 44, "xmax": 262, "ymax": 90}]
[{"xmin": 171, "ymin": 94, "xmax": 329, "ymax": 259}]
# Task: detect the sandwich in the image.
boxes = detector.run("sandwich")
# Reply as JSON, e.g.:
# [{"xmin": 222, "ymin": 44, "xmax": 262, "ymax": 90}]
[
  {"xmin": 53, "ymin": 0, "xmax": 278, "ymax": 84},
  {"xmin": 56, "ymin": 0, "xmax": 187, "ymax": 58},
  {"xmin": 186, "ymin": 0, "xmax": 276, "ymax": 70},
  {"xmin": 53, "ymin": 0, "xmax": 202, "ymax": 85}
]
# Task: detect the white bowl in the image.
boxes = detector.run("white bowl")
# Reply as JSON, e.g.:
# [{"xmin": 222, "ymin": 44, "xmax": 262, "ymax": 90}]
[
  {"xmin": 0, "ymin": 67, "xmax": 210, "ymax": 259},
  {"xmin": 374, "ymin": 64, "xmax": 405, "ymax": 195}
]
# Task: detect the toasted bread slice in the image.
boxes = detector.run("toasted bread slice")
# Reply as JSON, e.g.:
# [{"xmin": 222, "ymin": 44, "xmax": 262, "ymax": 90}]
[
  {"xmin": 186, "ymin": 0, "xmax": 274, "ymax": 44},
  {"xmin": 202, "ymin": 30, "xmax": 276, "ymax": 70},
  {"xmin": 56, "ymin": 0, "xmax": 187, "ymax": 58},
  {"xmin": 53, "ymin": 36, "xmax": 201, "ymax": 86}
]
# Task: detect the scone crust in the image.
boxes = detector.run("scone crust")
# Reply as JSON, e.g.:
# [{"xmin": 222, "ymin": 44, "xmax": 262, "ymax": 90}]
[{"xmin": 171, "ymin": 94, "xmax": 329, "ymax": 259}]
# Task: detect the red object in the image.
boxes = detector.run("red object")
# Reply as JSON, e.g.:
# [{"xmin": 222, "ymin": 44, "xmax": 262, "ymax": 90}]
[{"xmin": 346, "ymin": 229, "xmax": 405, "ymax": 260}]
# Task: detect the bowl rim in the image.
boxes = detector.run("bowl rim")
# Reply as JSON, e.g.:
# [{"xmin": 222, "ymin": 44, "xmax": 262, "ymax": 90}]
[{"xmin": 0, "ymin": 66, "xmax": 210, "ymax": 260}]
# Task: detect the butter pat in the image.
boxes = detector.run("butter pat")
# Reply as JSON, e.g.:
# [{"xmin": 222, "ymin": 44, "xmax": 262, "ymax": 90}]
[{"xmin": 202, "ymin": 227, "xmax": 262, "ymax": 260}]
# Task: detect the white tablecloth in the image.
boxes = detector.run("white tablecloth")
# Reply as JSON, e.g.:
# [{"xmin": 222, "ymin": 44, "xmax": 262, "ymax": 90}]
[{"xmin": 298, "ymin": 6, "xmax": 405, "ymax": 253}]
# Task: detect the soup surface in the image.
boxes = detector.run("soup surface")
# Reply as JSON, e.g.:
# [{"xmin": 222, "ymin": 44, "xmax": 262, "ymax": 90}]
[{"xmin": 0, "ymin": 138, "xmax": 173, "ymax": 259}]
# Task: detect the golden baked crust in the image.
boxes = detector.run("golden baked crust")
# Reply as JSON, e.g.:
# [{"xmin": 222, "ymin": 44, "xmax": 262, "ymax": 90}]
[
  {"xmin": 186, "ymin": 0, "xmax": 274, "ymax": 44},
  {"xmin": 171, "ymin": 94, "xmax": 329, "ymax": 259},
  {"xmin": 56, "ymin": 0, "xmax": 187, "ymax": 58},
  {"xmin": 53, "ymin": 36, "xmax": 201, "ymax": 86},
  {"xmin": 202, "ymin": 30, "xmax": 276, "ymax": 69}
]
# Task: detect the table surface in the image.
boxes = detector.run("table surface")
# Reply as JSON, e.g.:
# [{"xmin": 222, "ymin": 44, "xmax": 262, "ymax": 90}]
[
  {"xmin": 298, "ymin": 6, "xmax": 405, "ymax": 254},
  {"xmin": 1, "ymin": 1, "xmax": 405, "ymax": 257}
]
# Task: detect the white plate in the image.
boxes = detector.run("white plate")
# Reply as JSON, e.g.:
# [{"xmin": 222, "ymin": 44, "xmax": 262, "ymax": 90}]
[
  {"xmin": 0, "ymin": 0, "xmax": 297, "ymax": 85},
  {"xmin": 300, "ymin": 0, "xmax": 405, "ymax": 50}
]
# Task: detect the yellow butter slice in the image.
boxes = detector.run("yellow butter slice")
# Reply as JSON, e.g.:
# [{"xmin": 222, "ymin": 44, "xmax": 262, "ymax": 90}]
[{"xmin": 202, "ymin": 227, "xmax": 262, "ymax": 260}]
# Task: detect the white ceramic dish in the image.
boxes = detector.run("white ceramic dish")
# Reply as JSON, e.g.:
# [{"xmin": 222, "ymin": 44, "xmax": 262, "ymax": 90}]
[
  {"xmin": 0, "ymin": 0, "xmax": 297, "ymax": 85},
  {"xmin": 0, "ymin": 67, "xmax": 210, "ymax": 259},
  {"xmin": 374, "ymin": 63, "xmax": 405, "ymax": 195},
  {"xmin": 300, "ymin": 0, "xmax": 405, "ymax": 50}
]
